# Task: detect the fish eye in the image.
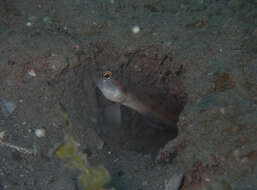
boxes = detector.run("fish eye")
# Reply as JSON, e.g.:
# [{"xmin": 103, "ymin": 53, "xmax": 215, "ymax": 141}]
[{"xmin": 103, "ymin": 71, "xmax": 112, "ymax": 79}]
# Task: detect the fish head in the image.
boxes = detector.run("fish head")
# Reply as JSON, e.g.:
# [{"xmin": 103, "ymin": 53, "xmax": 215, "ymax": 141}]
[{"xmin": 91, "ymin": 70, "xmax": 127, "ymax": 103}]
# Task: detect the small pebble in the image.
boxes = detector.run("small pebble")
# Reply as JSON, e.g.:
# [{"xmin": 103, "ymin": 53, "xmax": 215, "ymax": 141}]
[
  {"xmin": 233, "ymin": 149, "xmax": 240, "ymax": 159},
  {"xmin": 26, "ymin": 21, "xmax": 32, "ymax": 27},
  {"xmin": 219, "ymin": 108, "xmax": 225, "ymax": 114},
  {"xmin": 142, "ymin": 180, "xmax": 148, "ymax": 185},
  {"xmin": 240, "ymin": 157, "xmax": 249, "ymax": 163},
  {"xmin": 0, "ymin": 131, "xmax": 5, "ymax": 139},
  {"xmin": 132, "ymin": 26, "xmax": 140, "ymax": 34},
  {"xmin": 204, "ymin": 177, "xmax": 211, "ymax": 182},
  {"xmin": 35, "ymin": 129, "xmax": 46, "ymax": 138},
  {"xmin": 28, "ymin": 69, "xmax": 36, "ymax": 77},
  {"xmin": 0, "ymin": 98, "xmax": 16, "ymax": 117}
]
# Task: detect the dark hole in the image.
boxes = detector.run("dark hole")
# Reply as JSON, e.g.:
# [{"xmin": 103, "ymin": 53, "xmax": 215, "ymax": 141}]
[
  {"xmin": 97, "ymin": 96, "xmax": 182, "ymax": 157},
  {"xmin": 85, "ymin": 60, "xmax": 185, "ymax": 159}
]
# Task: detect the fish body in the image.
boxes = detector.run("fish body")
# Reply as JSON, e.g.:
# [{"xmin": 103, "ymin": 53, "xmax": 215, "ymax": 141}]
[{"xmin": 91, "ymin": 70, "xmax": 178, "ymax": 130}]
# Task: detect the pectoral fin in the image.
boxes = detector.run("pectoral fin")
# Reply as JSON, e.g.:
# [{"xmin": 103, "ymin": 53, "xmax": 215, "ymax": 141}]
[{"xmin": 142, "ymin": 112, "xmax": 177, "ymax": 132}]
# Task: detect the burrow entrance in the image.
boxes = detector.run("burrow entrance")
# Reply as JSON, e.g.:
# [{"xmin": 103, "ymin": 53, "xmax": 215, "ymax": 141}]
[{"xmin": 78, "ymin": 43, "xmax": 187, "ymax": 156}]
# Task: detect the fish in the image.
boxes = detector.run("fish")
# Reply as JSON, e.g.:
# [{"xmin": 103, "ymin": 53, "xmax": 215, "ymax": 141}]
[
  {"xmin": 91, "ymin": 70, "xmax": 179, "ymax": 130},
  {"xmin": 164, "ymin": 170, "xmax": 184, "ymax": 190}
]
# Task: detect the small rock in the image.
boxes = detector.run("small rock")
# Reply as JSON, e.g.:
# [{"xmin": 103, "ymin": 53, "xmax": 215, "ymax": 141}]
[
  {"xmin": 28, "ymin": 69, "xmax": 36, "ymax": 77},
  {"xmin": 219, "ymin": 108, "xmax": 225, "ymax": 114},
  {"xmin": 134, "ymin": 65, "xmax": 142, "ymax": 72},
  {"xmin": 0, "ymin": 131, "xmax": 5, "ymax": 139},
  {"xmin": 132, "ymin": 26, "xmax": 140, "ymax": 34},
  {"xmin": 0, "ymin": 98, "xmax": 16, "ymax": 117},
  {"xmin": 142, "ymin": 181, "xmax": 148, "ymax": 185},
  {"xmin": 26, "ymin": 21, "xmax": 33, "ymax": 27},
  {"xmin": 96, "ymin": 140, "xmax": 104, "ymax": 150},
  {"xmin": 35, "ymin": 128, "xmax": 46, "ymax": 138}
]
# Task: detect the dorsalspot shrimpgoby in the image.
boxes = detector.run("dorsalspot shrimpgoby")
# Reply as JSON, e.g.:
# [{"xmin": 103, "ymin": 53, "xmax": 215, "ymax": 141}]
[{"xmin": 91, "ymin": 70, "xmax": 178, "ymax": 130}]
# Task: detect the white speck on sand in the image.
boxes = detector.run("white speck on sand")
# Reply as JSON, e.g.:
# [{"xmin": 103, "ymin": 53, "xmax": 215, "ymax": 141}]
[
  {"xmin": 132, "ymin": 26, "xmax": 140, "ymax": 34},
  {"xmin": 35, "ymin": 129, "xmax": 46, "ymax": 138}
]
